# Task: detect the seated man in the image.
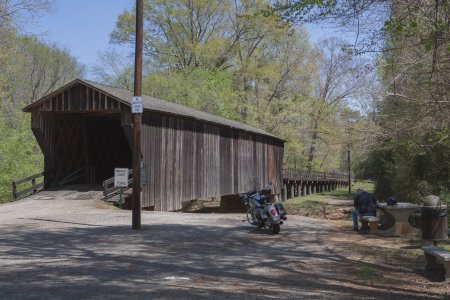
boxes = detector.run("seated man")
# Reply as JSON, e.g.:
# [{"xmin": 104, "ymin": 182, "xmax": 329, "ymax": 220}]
[{"xmin": 352, "ymin": 188, "xmax": 378, "ymax": 231}]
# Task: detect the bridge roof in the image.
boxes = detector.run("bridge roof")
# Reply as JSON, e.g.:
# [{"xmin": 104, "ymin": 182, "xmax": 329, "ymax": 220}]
[{"xmin": 23, "ymin": 79, "xmax": 282, "ymax": 141}]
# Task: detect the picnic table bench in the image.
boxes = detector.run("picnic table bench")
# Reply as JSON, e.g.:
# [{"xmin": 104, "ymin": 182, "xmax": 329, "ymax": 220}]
[
  {"xmin": 423, "ymin": 246, "xmax": 450, "ymax": 281},
  {"xmin": 360, "ymin": 216, "xmax": 379, "ymax": 234}
]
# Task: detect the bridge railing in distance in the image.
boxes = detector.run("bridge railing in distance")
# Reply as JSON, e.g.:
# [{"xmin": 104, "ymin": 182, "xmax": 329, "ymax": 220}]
[
  {"xmin": 282, "ymin": 168, "xmax": 348, "ymax": 182},
  {"xmin": 12, "ymin": 172, "xmax": 45, "ymax": 200}
]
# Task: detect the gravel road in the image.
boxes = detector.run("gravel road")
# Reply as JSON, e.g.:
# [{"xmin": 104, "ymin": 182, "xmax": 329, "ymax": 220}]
[{"xmin": 0, "ymin": 190, "xmax": 441, "ymax": 299}]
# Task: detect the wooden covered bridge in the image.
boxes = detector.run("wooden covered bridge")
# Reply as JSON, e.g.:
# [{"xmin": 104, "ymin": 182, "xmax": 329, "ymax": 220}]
[
  {"xmin": 16, "ymin": 79, "xmax": 349, "ymax": 210},
  {"xmin": 21, "ymin": 79, "xmax": 285, "ymax": 211}
]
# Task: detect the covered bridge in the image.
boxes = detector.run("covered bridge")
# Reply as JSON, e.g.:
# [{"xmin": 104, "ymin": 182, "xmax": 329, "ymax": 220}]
[{"xmin": 23, "ymin": 79, "xmax": 284, "ymax": 211}]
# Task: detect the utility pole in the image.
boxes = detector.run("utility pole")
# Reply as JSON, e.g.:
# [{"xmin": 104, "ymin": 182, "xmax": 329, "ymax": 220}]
[
  {"xmin": 347, "ymin": 142, "xmax": 351, "ymax": 194},
  {"xmin": 132, "ymin": 0, "xmax": 143, "ymax": 230}
]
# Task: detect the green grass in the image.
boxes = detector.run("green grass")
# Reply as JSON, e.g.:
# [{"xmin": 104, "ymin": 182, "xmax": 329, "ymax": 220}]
[
  {"xmin": 355, "ymin": 263, "xmax": 377, "ymax": 281},
  {"xmin": 285, "ymin": 181, "xmax": 375, "ymax": 211},
  {"xmin": 356, "ymin": 244, "xmax": 422, "ymax": 260}
]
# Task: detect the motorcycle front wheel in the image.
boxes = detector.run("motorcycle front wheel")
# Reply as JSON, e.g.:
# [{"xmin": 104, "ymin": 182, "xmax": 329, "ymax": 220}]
[{"xmin": 270, "ymin": 223, "xmax": 280, "ymax": 234}]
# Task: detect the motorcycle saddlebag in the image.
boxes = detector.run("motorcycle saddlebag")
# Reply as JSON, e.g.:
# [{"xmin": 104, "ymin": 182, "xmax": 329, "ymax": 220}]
[{"xmin": 275, "ymin": 203, "xmax": 287, "ymax": 218}]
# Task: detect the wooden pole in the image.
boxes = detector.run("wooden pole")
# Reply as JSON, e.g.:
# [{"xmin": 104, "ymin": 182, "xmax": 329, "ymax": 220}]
[
  {"xmin": 348, "ymin": 142, "xmax": 351, "ymax": 194},
  {"xmin": 132, "ymin": 0, "xmax": 143, "ymax": 230}
]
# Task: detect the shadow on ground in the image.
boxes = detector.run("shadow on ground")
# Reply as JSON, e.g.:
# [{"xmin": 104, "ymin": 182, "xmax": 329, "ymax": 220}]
[{"xmin": 0, "ymin": 218, "xmax": 442, "ymax": 299}]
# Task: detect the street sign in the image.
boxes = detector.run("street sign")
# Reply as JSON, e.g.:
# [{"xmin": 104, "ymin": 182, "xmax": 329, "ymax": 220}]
[
  {"xmin": 132, "ymin": 96, "xmax": 143, "ymax": 113},
  {"xmin": 114, "ymin": 168, "xmax": 129, "ymax": 187}
]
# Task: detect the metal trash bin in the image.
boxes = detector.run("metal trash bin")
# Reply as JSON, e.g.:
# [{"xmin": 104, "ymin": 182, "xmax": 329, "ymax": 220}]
[{"xmin": 421, "ymin": 195, "xmax": 448, "ymax": 241}]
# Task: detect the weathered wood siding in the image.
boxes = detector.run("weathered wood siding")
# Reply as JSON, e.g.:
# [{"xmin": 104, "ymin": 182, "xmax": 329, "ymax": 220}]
[{"xmin": 141, "ymin": 112, "xmax": 284, "ymax": 211}]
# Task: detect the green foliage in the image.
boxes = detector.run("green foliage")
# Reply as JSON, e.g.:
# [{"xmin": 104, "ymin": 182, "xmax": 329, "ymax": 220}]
[
  {"xmin": 106, "ymin": 0, "xmax": 379, "ymax": 177},
  {"xmin": 0, "ymin": 8, "xmax": 83, "ymax": 203},
  {"xmin": 13, "ymin": 35, "xmax": 85, "ymax": 105},
  {"xmin": 356, "ymin": 1, "xmax": 450, "ymax": 204},
  {"xmin": 143, "ymin": 68, "xmax": 240, "ymax": 120},
  {"xmin": 0, "ymin": 113, "xmax": 43, "ymax": 203},
  {"xmin": 275, "ymin": 0, "xmax": 337, "ymax": 22}
]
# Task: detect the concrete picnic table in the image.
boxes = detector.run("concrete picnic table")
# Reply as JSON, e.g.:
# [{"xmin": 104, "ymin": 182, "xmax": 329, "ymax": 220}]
[{"xmin": 376, "ymin": 202, "xmax": 421, "ymax": 235}]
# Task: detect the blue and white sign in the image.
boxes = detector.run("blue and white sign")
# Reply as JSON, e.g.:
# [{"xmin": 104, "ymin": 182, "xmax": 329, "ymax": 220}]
[{"xmin": 132, "ymin": 96, "xmax": 143, "ymax": 113}]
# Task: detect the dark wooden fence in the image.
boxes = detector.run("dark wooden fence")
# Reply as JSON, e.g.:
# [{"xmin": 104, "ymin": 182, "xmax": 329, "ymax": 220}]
[
  {"xmin": 12, "ymin": 172, "xmax": 45, "ymax": 200},
  {"xmin": 282, "ymin": 168, "xmax": 349, "ymax": 200}
]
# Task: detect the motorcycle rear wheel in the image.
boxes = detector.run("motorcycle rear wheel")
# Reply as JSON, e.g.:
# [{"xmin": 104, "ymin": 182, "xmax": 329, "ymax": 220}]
[{"xmin": 270, "ymin": 223, "xmax": 280, "ymax": 234}]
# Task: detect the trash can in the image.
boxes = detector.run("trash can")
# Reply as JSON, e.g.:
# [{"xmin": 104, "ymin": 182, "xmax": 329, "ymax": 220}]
[{"xmin": 421, "ymin": 195, "xmax": 448, "ymax": 241}]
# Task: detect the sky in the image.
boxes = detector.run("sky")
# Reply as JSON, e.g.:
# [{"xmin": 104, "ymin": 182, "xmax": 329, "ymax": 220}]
[
  {"xmin": 26, "ymin": 1, "xmax": 354, "ymax": 79},
  {"xmin": 27, "ymin": 0, "xmax": 134, "ymax": 78}
]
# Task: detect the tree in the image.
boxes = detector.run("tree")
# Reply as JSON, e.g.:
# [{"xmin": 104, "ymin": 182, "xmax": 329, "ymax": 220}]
[
  {"xmin": 92, "ymin": 49, "xmax": 134, "ymax": 90},
  {"xmin": 14, "ymin": 36, "xmax": 84, "ymax": 105},
  {"xmin": 305, "ymin": 38, "xmax": 372, "ymax": 171},
  {"xmin": 110, "ymin": 0, "xmax": 290, "ymax": 71},
  {"xmin": 371, "ymin": 0, "xmax": 450, "ymax": 202},
  {"xmin": 107, "ymin": 0, "xmax": 380, "ymax": 175},
  {"xmin": 0, "ymin": 1, "xmax": 84, "ymax": 203},
  {"xmin": 0, "ymin": 0, "xmax": 53, "ymax": 29}
]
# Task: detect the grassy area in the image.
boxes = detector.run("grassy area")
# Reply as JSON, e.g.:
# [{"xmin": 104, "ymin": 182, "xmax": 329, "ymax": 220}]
[
  {"xmin": 355, "ymin": 262, "xmax": 377, "ymax": 281},
  {"xmin": 285, "ymin": 181, "xmax": 375, "ymax": 211}
]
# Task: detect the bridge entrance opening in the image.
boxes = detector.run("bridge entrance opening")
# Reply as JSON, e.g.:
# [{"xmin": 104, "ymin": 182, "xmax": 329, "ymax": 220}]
[{"xmin": 45, "ymin": 113, "xmax": 132, "ymax": 187}]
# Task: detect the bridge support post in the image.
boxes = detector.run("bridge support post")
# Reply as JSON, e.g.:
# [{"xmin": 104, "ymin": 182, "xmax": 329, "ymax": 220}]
[
  {"xmin": 283, "ymin": 183, "xmax": 287, "ymax": 201},
  {"xmin": 312, "ymin": 183, "xmax": 316, "ymax": 194},
  {"xmin": 290, "ymin": 182, "xmax": 295, "ymax": 198},
  {"xmin": 301, "ymin": 183, "xmax": 306, "ymax": 196}
]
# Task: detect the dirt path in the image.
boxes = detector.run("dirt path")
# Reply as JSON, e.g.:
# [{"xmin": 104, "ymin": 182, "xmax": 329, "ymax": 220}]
[{"xmin": 0, "ymin": 192, "xmax": 448, "ymax": 299}]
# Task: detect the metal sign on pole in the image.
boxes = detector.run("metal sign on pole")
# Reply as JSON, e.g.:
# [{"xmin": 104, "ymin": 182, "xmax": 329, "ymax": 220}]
[
  {"xmin": 114, "ymin": 168, "xmax": 129, "ymax": 187},
  {"xmin": 132, "ymin": 0, "xmax": 143, "ymax": 230},
  {"xmin": 114, "ymin": 168, "xmax": 129, "ymax": 209},
  {"xmin": 132, "ymin": 96, "xmax": 143, "ymax": 114}
]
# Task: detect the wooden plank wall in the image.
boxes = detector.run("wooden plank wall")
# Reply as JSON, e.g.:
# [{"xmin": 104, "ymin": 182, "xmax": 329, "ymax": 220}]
[
  {"xmin": 141, "ymin": 113, "xmax": 284, "ymax": 211},
  {"xmin": 31, "ymin": 84, "xmax": 124, "ymax": 113}
]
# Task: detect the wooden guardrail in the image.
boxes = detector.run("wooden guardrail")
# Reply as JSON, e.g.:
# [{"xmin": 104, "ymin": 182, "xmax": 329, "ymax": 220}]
[
  {"xmin": 102, "ymin": 169, "xmax": 133, "ymax": 199},
  {"xmin": 282, "ymin": 168, "xmax": 348, "ymax": 182},
  {"xmin": 12, "ymin": 172, "xmax": 45, "ymax": 200}
]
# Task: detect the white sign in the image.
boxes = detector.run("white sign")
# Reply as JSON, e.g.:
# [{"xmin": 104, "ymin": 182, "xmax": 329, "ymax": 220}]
[
  {"xmin": 132, "ymin": 96, "xmax": 143, "ymax": 113},
  {"xmin": 114, "ymin": 168, "xmax": 129, "ymax": 187}
]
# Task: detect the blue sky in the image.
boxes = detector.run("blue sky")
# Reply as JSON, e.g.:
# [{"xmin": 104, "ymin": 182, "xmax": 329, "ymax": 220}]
[
  {"xmin": 28, "ymin": 0, "xmax": 134, "ymax": 77},
  {"xmin": 26, "ymin": 1, "xmax": 353, "ymax": 79}
]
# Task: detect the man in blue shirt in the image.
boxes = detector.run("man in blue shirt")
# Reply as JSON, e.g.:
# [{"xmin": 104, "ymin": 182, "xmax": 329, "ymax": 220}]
[{"xmin": 352, "ymin": 188, "xmax": 378, "ymax": 231}]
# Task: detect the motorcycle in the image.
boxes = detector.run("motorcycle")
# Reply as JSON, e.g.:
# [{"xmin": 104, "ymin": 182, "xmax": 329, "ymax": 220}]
[{"xmin": 241, "ymin": 188, "xmax": 287, "ymax": 234}]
